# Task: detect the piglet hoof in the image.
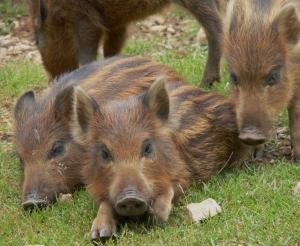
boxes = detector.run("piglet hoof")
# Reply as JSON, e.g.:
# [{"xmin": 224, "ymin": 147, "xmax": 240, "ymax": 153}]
[
  {"xmin": 91, "ymin": 228, "xmax": 114, "ymax": 245},
  {"xmin": 90, "ymin": 218, "xmax": 117, "ymax": 245},
  {"xmin": 200, "ymin": 73, "xmax": 220, "ymax": 88}
]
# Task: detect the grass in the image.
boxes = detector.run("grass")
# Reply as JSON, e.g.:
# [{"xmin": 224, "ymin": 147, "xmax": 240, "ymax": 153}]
[
  {"xmin": 0, "ymin": 3, "xmax": 299, "ymax": 246},
  {"xmin": 0, "ymin": 0, "xmax": 28, "ymax": 19},
  {"xmin": 0, "ymin": 0, "xmax": 28, "ymax": 35}
]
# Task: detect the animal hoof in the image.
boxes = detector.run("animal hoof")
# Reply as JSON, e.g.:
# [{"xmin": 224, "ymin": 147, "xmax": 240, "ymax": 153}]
[
  {"xmin": 99, "ymin": 228, "xmax": 111, "ymax": 238},
  {"xmin": 200, "ymin": 74, "xmax": 220, "ymax": 88}
]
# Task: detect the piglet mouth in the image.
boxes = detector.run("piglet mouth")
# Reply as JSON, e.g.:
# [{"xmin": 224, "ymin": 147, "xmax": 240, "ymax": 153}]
[
  {"xmin": 238, "ymin": 127, "xmax": 267, "ymax": 146},
  {"xmin": 22, "ymin": 192, "xmax": 59, "ymax": 211},
  {"xmin": 22, "ymin": 196, "xmax": 49, "ymax": 211}
]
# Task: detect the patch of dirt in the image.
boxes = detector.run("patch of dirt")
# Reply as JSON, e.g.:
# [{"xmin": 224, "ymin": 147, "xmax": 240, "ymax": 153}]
[
  {"xmin": 130, "ymin": 11, "xmax": 200, "ymax": 54},
  {"xmin": 251, "ymin": 127, "xmax": 293, "ymax": 164},
  {"xmin": 0, "ymin": 17, "xmax": 41, "ymax": 66},
  {"xmin": 0, "ymin": 8, "xmax": 201, "ymax": 66},
  {"xmin": 0, "ymin": 132, "xmax": 13, "ymax": 142}
]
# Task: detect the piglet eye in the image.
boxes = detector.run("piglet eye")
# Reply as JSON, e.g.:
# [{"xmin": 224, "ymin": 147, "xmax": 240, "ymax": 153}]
[
  {"xmin": 48, "ymin": 140, "xmax": 65, "ymax": 159},
  {"xmin": 141, "ymin": 139, "xmax": 153, "ymax": 158},
  {"xmin": 230, "ymin": 73, "xmax": 239, "ymax": 85},
  {"xmin": 266, "ymin": 74, "xmax": 276, "ymax": 86},
  {"xmin": 98, "ymin": 144, "xmax": 113, "ymax": 162},
  {"xmin": 265, "ymin": 68, "xmax": 281, "ymax": 86}
]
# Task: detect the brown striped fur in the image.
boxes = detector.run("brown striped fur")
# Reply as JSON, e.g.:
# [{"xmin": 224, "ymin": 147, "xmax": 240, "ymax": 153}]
[
  {"xmin": 69, "ymin": 60, "xmax": 248, "ymax": 239},
  {"xmin": 224, "ymin": 0, "xmax": 300, "ymax": 160},
  {"xmin": 30, "ymin": 0, "xmax": 223, "ymax": 86},
  {"xmin": 14, "ymin": 56, "xmax": 183, "ymax": 207}
]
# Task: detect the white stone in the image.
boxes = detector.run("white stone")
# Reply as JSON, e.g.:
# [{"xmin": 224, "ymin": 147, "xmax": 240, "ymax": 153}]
[
  {"xmin": 16, "ymin": 43, "xmax": 33, "ymax": 51},
  {"xmin": 186, "ymin": 198, "xmax": 221, "ymax": 223},
  {"xmin": 149, "ymin": 25, "xmax": 166, "ymax": 32},
  {"xmin": 167, "ymin": 27, "xmax": 176, "ymax": 34},
  {"xmin": 59, "ymin": 193, "xmax": 73, "ymax": 202}
]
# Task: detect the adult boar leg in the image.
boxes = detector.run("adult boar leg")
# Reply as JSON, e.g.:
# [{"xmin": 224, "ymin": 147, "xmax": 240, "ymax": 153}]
[
  {"xmin": 288, "ymin": 95, "xmax": 300, "ymax": 161},
  {"xmin": 151, "ymin": 186, "xmax": 174, "ymax": 222},
  {"xmin": 90, "ymin": 201, "xmax": 117, "ymax": 242},
  {"xmin": 180, "ymin": 0, "xmax": 222, "ymax": 86},
  {"xmin": 76, "ymin": 20, "xmax": 102, "ymax": 66},
  {"xmin": 103, "ymin": 27, "xmax": 127, "ymax": 57}
]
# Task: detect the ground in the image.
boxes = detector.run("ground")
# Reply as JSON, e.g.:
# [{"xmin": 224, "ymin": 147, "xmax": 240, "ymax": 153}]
[{"xmin": 0, "ymin": 2, "xmax": 299, "ymax": 245}]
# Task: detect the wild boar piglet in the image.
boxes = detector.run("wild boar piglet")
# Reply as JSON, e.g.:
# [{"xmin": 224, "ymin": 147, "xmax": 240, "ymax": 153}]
[
  {"xmin": 224, "ymin": 0, "xmax": 300, "ymax": 160},
  {"xmin": 69, "ymin": 77, "xmax": 247, "ymax": 240}
]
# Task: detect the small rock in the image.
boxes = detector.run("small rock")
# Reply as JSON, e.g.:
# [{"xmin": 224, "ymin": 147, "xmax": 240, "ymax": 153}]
[
  {"xmin": 277, "ymin": 127, "xmax": 288, "ymax": 134},
  {"xmin": 149, "ymin": 15, "xmax": 165, "ymax": 25},
  {"xmin": 167, "ymin": 27, "xmax": 176, "ymax": 35},
  {"xmin": 293, "ymin": 182, "xmax": 300, "ymax": 196},
  {"xmin": 196, "ymin": 28, "xmax": 208, "ymax": 45},
  {"xmin": 59, "ymin": 193, "xmax": 73, "ymax": 202},
  {"xmin": 149, "ymin": 25, "xmax": 167, "ymax": 32},
  {"xmin": 13, "ymin": 20, "xmax": 20, "ymax": 29},
  {"xmin": 16, "ymin": 43, "xmax": 33, "ymax": 51},
  {"xmin": 0, "ymin": 48, "xmax": 7, "ymax": 58},
  {"xmin": 7, "ymin": 46, "xmax": 22, "ymax": 55},
  {"xmin": 25, "ymin": 51, "xmax": 42, "ymax": 64},
  {"xmin": 1, "ymin": 36, "xmax": 18, "ymax": 47},
  {"xmin": 0, "ymin": 21, "xmax": 5, "ymax": 29},
  {"xmin": 186, "ymin": 198, "xmax": 221, "ymax": 223}
]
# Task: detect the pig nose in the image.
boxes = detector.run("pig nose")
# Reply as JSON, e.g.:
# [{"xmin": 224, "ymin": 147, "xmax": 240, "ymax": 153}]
[
  {"xmin": 115, "ymin": 189, "xmax": 147, "ymax": 217},
  {"xmin": 239, "ymin": 128, "xmax": 266, "ymax": 145},
  {"xmin": 22, "ymin": 192, "xmax": 48, "ymax": 211}
]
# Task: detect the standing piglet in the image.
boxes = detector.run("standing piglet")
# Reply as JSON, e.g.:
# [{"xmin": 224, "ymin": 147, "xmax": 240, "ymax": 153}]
[
  {"xmin": 68, "ymin": 76, "xmax": 247, "ymax": 240},
  {"xmin": 223, "ymin": 0, "xmax": 300, "ymax": 160},
  {"xmin": 14, "ymin": 56, "xmax": 183, "ymax": 210},
  {"xmin": 30, "ymin": 0, "xmax": 222, "ymax": 86}
]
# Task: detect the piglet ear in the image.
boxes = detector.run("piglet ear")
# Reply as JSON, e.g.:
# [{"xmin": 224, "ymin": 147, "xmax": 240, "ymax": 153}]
[
  {"xmin": 14, "ymin": 91, "xmax": 36, "ymax": 122},
  {"xmin": 143, "ymin": 76, "xmax": 170, "ymax": 121},
  {"xmin": 273, "ymin": 5, "xmax": 300, "ymax": 47},
  {"xmin": 71, "ymin": 86, "xmax": 99, "ymax": 144},
  {"xmin": 54, "ymin": 86, "xmax": 75, "ymax": 126}
]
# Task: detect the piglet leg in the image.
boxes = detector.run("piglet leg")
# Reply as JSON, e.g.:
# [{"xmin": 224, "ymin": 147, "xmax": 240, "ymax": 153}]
[
  {"xmin": 90, "ymin": 201, "xmax": 117, "ymax": 243},
  {"xmin": 288, "ymin": 94, "xmax": 300, "ymax": 161},
  {"xmin": 151, "ymin": 186, "xmax": 174, "ymax": 223}
]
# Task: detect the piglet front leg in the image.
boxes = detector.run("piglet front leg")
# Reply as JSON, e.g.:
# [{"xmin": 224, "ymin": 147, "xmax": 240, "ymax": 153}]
[
  {"xmin": 90, "ymin": 201, "xmax": 117, "ymax": 243},
  {"xmin": 151, "ymin": 186, "xmax": 174, "ymax": 223},
  {"xmin": 288, "ymin": 94, "xmax": 300, "ymax": 162}
]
